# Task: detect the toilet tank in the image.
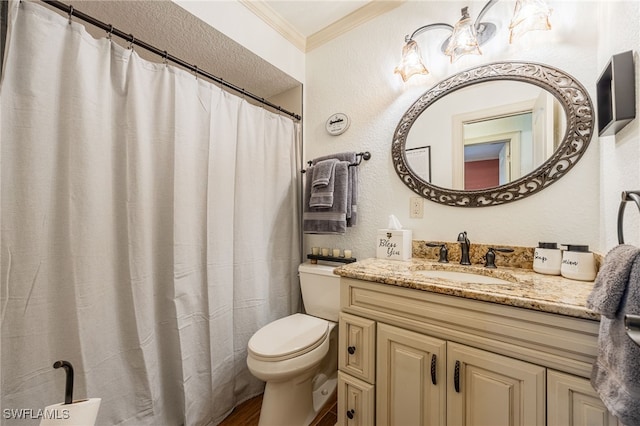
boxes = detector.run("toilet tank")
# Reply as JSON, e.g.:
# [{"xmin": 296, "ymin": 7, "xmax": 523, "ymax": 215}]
[{"xmin": 298, "ymin": 262, "xmax": 341, "ymax": 322}]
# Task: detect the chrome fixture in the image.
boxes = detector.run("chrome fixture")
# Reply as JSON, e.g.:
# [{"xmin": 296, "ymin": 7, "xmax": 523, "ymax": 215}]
[
  {"xmin": 394, "ymin": 0, "xmax": 552, "ymax": 81},
  {"xmin": 457, "ymin": 232, "xmax": 471, "ymax": 265}
]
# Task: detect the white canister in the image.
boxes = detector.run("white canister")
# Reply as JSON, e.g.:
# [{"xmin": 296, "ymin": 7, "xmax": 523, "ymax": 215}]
[
  {"xmin": 533, "ymin": 242, "xmax": 562, "ymax": 275},
  {"xmin": 560, "ymin": 245, "xmax": 596, "ymax": 281}
]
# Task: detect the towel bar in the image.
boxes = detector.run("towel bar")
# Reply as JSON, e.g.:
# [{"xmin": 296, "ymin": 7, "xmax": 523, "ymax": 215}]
[
  {"xmin": 301, "ymin": 151, "xmax": 371, "ymax": 173},
  {"xmin": 617, "ymin": 190, "xmax": 640, "ymax": 244}
]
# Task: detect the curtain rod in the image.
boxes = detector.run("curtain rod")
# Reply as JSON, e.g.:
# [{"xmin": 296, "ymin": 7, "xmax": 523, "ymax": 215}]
[{"xmin": 41, "ymin": 0, "xmax": 302, "ymax": 121}]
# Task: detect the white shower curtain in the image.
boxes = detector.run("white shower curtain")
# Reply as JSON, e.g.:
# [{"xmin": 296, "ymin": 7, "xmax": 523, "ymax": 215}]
[{"xmin": 0, "ymin": 2, "xmax": 301, "ymax": 425}]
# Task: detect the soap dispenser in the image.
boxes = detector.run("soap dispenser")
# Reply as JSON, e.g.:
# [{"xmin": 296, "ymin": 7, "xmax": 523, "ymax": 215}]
[
  {"xmin": 560, "ymin": 245, "xmax": 596, "ymax": 281},
  {"xmin": 533, "ymin": 242, "xmax": 562, "ymax": 275}
]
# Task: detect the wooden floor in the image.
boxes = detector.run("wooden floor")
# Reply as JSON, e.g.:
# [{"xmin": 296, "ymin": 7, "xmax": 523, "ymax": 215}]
[{"xmin": 219, "ymin": 392, "xmax": 337, "ymax": 426}]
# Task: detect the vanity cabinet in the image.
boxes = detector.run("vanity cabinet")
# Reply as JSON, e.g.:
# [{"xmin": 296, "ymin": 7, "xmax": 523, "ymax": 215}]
[
  {"xmin": 339, "ymin": 312, "xmax": 376, "ymax": 383},
  {"xmin": 337, "ymin": 371, "xmax": 374, "ymax": 426},
  {"xmin": 446, "ymin": 341, "xmax": 545, "ymax": 426},
  {"xmin": 338, "ymin": 313, "xmax": 376, "ymax": 426},
  {"xmin": 376, "ymin": 323, "xmax": 446, "ymax": 426},
  {"xmin": 337, "ymin": 277, "xmax": 617, "ymax": 426},
  {"xmin": 375, "ymin": 323, "xmax": 545, "ymax": 426},
  {"xmin": 547, "ymin": 370, "xmax": 619, "ymax": 426}
]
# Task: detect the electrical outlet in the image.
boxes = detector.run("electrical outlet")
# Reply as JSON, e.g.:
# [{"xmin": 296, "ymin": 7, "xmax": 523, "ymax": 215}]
[{"xmin": 410, "ymin": 197, "xmax": 423, "ymax": 218}]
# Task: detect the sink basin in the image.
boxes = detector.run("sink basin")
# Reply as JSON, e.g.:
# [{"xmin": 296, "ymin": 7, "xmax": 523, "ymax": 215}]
[{"xmin": 415, "ymin": 269, "xmax": 512, "ymax": 285}]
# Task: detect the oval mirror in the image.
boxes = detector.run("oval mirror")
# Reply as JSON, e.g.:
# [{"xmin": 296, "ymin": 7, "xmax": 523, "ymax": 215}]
[{"xmin": 392, "ymin": 62, "xmax": 594, "ymax": 207}]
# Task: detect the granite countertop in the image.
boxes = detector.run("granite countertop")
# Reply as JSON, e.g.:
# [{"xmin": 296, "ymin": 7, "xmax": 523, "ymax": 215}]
[{"xmin": 334, "ymin": 257, "xmax": 599, "ymax": 320}]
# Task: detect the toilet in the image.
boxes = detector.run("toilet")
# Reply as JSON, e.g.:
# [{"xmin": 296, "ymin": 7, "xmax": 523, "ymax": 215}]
[{"xmin": 247, "ymin": 262, "xmax": 341, "ymax": 426}]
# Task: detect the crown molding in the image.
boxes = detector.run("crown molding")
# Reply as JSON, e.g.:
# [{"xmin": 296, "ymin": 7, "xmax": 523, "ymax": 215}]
[
  {"xmin": 239, "ymin": 0, "xmax": 306, "ymax": 51},
  {"xmin": 306, "ymin": 0, "xmax": 404, "ymax": 52},
  {"xmin": 240, "ymin": 0, "xmax": 404, "ymax": 53}
]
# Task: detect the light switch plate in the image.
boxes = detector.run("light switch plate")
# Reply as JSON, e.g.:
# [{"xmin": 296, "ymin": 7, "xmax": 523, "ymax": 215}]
[{"xmin": 410, "ymin": 197, "xmax": 423, "ymax": 218}]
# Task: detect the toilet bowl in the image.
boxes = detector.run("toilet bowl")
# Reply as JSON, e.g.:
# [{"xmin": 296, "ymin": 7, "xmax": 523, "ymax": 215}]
[{"xmin": 246, "ymin": 263, "xmax": 340, "ymax": 426}]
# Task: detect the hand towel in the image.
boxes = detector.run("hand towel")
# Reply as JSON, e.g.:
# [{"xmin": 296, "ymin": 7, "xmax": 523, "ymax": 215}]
[
  {"xmin": 586, "ymin": 245, "xmax": 640, "ymax": 425},
  {"xmin": 312, "ymin": 152, "xmax": 358, "ymax": 227},
  {"xmin": 309, "ymin": 159, "xmax": 338, "ymax": 208},
  {"xmin": 303, "ymin": 161, "xmax": 348, "ymax": 234},
  {"xmin": 311, "ymin": 159, "xmax": 338, "ymax": 188},
  {"xmin": 587, "ymin": 245, "xmax": 640, "ymax": 318}
]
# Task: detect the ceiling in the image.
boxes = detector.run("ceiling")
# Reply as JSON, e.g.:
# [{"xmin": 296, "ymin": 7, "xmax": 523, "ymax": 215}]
[
  {"xmin": 264, "ymin": 1, "xmax": 371, "ymax": 37},
  {"xmin": 242, "ymin": 0, "xmax": 402, "ymax": 51}
]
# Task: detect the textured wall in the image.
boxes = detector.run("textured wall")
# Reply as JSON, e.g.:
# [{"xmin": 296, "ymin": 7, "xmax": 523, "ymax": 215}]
[
  {"xmin": 174, "ymin": 0, "xmax": 305, "ymax": 83},
  {"xmin": 597, "ymin": 2, "xmax": 640, "ymax": 251},
  {"xmin": 303, "ymin": 1, "xmax": 610, "ymax": 261},
  {"xmin": 57, "ymin": 1, "xmax": 303, "ymax": 99}
]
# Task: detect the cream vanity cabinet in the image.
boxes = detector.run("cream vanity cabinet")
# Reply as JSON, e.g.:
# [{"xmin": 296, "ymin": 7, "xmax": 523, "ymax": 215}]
[{"xmin": 337, "ymin": 277, "xmax": 619, "ymax": 426}]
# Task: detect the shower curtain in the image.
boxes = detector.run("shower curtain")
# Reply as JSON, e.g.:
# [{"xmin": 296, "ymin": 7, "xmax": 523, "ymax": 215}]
[{"xmin": 0, "ymin": 2, "xmax": 301, "ymax": 425}]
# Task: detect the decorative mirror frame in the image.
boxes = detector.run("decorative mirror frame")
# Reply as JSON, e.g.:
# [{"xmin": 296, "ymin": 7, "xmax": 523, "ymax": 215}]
[{"xmin": 392, "ymin": 62, "xmax": 594, "ymax": 207}]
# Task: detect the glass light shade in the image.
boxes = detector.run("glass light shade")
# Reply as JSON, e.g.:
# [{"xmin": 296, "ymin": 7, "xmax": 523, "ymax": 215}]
[
  {"xmin": 394, "ymin": 40, "xmax": 429, "ymax": 82},
  {"xmin": 444, "ymin": 12, "xmax": 482, "ymax": 63},
  {"xmin": 509, "ymin": 0, "xmax": 552, "ymax": 43}
]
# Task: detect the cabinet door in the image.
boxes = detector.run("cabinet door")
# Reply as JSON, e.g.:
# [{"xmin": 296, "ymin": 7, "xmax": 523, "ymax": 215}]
[
  {"xmin": 547, "ymin": 370, "xmax": 619, "ymax": 426},
  {"xmin": 339, "ymin": 312, "xmax": 376, "ymax": 383},
  {"xmin": 376, "ymin": 323, "xmax": 447, "ymax": 426},
  {"xmin": 337, "ymin": 371, "xmax": 375, "ymax": 426},
  {"xmin": 447, "ymin": 342, "xmax": 545, "ymax": 426}
]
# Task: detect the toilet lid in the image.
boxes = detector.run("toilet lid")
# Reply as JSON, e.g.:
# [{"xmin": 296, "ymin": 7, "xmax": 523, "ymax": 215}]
[{"xmin": 248, "ymin": 313, "xmax": 329, "ymax": 360}]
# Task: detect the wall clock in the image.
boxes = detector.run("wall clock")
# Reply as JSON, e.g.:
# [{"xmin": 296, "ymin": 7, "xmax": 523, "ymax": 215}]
[{"xmin": 325, "ymin": 113, "xmax": 350, "ymax": 136}]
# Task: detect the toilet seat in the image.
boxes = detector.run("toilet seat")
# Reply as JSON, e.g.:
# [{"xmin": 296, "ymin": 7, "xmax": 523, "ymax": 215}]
[{"xmin": 248, "ymin": 313, "xmax": 329, "ymax": 362}]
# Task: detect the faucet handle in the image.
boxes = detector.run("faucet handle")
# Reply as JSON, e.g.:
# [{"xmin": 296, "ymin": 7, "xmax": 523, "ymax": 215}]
[
  {"xmin": 484, "ymin": 247, "xmax": 514, "ymax": 268},
  {"xmin": 426, "ymin": 243, "xmax": 449, "ymax": 263}
]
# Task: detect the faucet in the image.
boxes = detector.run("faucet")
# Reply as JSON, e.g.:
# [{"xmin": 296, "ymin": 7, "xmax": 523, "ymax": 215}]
[
  {"xmin": 426, "ymin": 242, "xmax": 449, "ymax": 263},
  {"xmin": 457, "ymin": 231, "xmax": 471, "ymax": 265},
  {"xmin": 484, "ymin": 247, "xmax": 514, "ymax": 268}
]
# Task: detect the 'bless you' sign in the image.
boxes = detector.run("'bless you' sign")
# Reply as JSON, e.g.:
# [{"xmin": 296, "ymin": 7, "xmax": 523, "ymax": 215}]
[{"xmin": 376, "ymin": 229, "xmax": 412, "ymax": 261}]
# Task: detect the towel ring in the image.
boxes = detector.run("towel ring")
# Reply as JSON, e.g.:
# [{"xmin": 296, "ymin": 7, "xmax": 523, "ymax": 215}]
[
  {"xmin": 617, "ymin": 190, "xmax": 640, "ymax": 244},
  {"xmin": 624, "ymin": 315, "xmax": 640, "ymax": 347}
]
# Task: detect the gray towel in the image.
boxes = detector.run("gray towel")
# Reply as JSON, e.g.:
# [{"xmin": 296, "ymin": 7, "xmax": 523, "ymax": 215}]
[
  {"xmin": 349, "ymin": 164, "xmax": 359, "ymax": 226},
  {"xmin": 586, "ymin": 244, "xmax": 640, "ymax": 425},
  {"xmin": 303, "ymin": 161, "xmax": 348, "ymax": 234},
  {"xmin": 310, "ymin": 159, "xmax": 337, "ymax": 208},
  {"xmin": 312, "ymin": 159, "xmax": 337, "ymax": 188},
  {"xmin": 587, "ymin": 245, "xmax": 640, "ymax": 318},
  {"xmin": 312, "ymin": 152, "xmax": 358, "ymax": 227}
]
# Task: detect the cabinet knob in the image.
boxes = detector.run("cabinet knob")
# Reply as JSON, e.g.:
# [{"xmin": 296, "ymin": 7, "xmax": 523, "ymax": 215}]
[
  {"xmin": 347, "ymin": 346, "xmax": 356, "ymax": 355},
  {"xmin": 346, "ymin": 409, "xmax": 355, "ymax": 419}
]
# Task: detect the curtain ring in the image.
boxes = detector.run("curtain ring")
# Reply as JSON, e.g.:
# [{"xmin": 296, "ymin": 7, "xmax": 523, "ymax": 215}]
[
  {"xmin": 162, "ymin": 50, "xmax": 168, "ymax": 66},
  {"xmin": 128, "ymin": 34, "xmax": 135, "ymax": 50},
  {"xmin": 106, "ymin": 24, "xmax": 113, "ymax": 40},
  {"xmin": 68, "ymin": 5, "xmax": 74, "ymax": 25},
  {"xmin": 193, "ymin": 65, "xmax": 198, "ymax": 80}
]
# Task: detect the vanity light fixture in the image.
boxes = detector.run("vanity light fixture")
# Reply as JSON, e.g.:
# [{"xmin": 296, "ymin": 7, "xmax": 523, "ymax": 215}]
[
  {"xmin": 444, "ymin": 6, "xmax": 485, "ymax": 63},
  {"xmin": 509, "ymin": 0, "xmax": 552, "ymax": 43},
  {"xmin": 393, "ymin": 37, "xmax": 431, "ymax": 81},
  {"xmin": 395, "ymin": 0, "xmax": 552, "ymax": 82}
]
